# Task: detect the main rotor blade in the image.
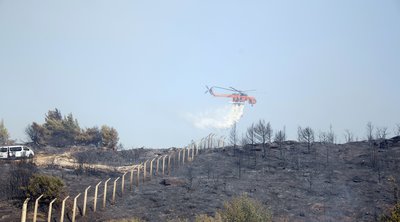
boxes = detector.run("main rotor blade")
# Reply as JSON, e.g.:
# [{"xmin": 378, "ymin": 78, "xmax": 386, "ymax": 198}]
[
  {"xmin": 229, "ymin": 87, "xmax": 243, "ymax": 93},
  {"xmin": 229, "ymin": 86, "xmax": 256, "ymax": 93},
  {"xmin": 213, "ymin": 86, "xmax": 235, "ymax": 91}
]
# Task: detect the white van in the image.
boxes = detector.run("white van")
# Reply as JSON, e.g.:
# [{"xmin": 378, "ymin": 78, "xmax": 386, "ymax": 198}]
[{"xmin": 0, "ymin": 145, "xmax": 35, "ymax": 159}]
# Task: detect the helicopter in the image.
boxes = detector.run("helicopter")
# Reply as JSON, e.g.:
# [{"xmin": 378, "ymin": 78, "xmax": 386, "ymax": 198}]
[{"xmin": 205, "ymin": 86, "xmax": 257, "ymax": 106}]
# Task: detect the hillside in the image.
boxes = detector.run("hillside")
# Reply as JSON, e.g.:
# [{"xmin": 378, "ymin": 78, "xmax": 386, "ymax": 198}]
[{"xmin": 1, "ymin": 140, "xmax": 399, "ymax": 221}]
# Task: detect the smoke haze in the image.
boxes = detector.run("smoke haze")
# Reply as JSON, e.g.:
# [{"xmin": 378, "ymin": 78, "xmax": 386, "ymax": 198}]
[{"xmin": 189, "ymin": 104, "xmax": 245, "ymax": 129}]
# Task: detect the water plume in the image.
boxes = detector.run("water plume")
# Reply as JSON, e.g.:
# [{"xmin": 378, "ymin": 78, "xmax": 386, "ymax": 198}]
[{"xmin": 189, "ymin": 104, "xmax": 245, "ymax": 129}]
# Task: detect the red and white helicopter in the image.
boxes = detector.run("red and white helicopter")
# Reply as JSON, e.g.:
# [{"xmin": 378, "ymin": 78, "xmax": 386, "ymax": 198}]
[{"xmin": 205, "ymin": 86, "xmax": 257, "ymax": 106}]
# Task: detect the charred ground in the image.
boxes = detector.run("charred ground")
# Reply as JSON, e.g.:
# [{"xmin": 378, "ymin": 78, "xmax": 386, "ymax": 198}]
[{"xmin": 1, "ymin": 139, "xmax": 400, "ymax": 221}]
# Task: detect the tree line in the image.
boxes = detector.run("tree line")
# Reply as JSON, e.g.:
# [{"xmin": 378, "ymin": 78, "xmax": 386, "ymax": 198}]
[{"xmin": 230, "ymin": 120, "xmax": 400, "ymax": 150}]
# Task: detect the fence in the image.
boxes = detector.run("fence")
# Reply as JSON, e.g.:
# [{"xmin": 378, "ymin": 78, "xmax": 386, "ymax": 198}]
[{"xmin": 20, "ymin": 134, "xmax": 225, "ymax": 222}]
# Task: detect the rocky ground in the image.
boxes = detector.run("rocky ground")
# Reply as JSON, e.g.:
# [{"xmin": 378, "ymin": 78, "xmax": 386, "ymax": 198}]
[{"xmin": 1, "ymin": 140, "xmax": 399, "ymax": 221}]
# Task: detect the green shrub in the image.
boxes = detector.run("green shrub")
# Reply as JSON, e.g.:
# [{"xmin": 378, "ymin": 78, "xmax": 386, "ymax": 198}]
[
  {"xmin": 195, "ymin": 195, "xmax": 271, "ymax": 222},
  {"xmin": 26, "ymin": 174, "xmax": 67, "ymax": 205},
  {"xmin": 219, "ymin": 195, "xmax": 271, "ymax": 222},
  {"xmin": 195, "ymin": 213, "xmax": 222, "ymax": 222}
]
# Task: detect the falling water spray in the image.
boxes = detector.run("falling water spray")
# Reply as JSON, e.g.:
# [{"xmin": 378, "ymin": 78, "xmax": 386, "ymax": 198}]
[{"xmin": 189, "ymin": 103, "xmax": 245, "ymax": 129}]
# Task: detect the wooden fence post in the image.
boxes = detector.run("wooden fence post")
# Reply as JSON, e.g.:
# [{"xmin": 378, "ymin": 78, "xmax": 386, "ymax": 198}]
[
  {"xmin": 20, "ymin": 198, "xmax": 29, "ymax": 222},
  {"xmin": 112, "ymin": 177, "xmax": 120, "ymax": 205},
  {"xmin": 60, "ymin": 196, "xmax": 69, "ymax": 222},
  {"xmin": 103, "ymin": 178, "xmax": 111, "ymax": 209},
  {"xmin": 72, "ymin": 193, "xmax": 81, "ymax": 222},
  {"xmin": 178, "ymin": 150, "xmax": 181, "ymax": 167},
  {"xmin": 83, "ymin": 186, "xmax": 91, "ymax": 216},
  {"xmin": 143, "ymin": 161, "xmax": 148, "ymax": 182},
  {"xmin": 183, "ymin": 147, "xmax": 186, "ymax": 164},
  {"xmin": 150, "ymin": 158, "xmax": 156, "ymax": 180},
  {"xmin": 162, "ymin": 155, "xmax": 167, "ymax": 176},
  {"xmin": 130, "ymin": 167, "xmax": 134, "ymax": 191},
  {"xmin": 168, "ymin": 155, "xmax": 171, "ymax": 175},
  {"xmin": 93, "ymin": 181, "xmax": 102, "ymax": 212},
  {"xmin": 47, "ymin": 198, "xmax": 57, "ymax": 222},
  {"xmin": 33, "ymin": 194, "xmax": 43, "ymax": 222},
  {"xmin": 121, "ymin": 172, "xmax": 127, "ymax": 194},
  {"xmin": 156, "ymin": 156, "xmax": 161, "ymax": 176},
  {"xmin": 137, "ymin": 166, "xmax": 141, "ymax": 186}
]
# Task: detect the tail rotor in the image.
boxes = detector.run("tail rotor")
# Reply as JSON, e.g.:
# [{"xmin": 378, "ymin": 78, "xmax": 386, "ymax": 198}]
[{"xmin": 205, "ymin": 85, "xmax": 211, "ymax": 94}]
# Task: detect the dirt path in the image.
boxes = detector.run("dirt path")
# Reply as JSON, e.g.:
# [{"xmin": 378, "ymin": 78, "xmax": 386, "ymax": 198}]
[{"xmin": 33, "ymin": 152, "xmax": 139, "ymax": 173}]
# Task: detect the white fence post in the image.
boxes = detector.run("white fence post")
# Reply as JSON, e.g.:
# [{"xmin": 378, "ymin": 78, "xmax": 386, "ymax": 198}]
[
  {"xmin": 83, "ymin": 186, "xmax": 91, "ymax": 216},
  {"xmin": 93, "ymin": 181, "xmax": 102, "ymax": 212},
  {"xmin": 72, "ymin": 193, "xmax": 81, "ymax": 222},
  {"xmin": 20, "ymin": 198, "xmax": 29, "ymax": 222},
  {"xmin": 33, "ymin": 194, "xmax": 43, "ymax": 222},
  {"xmin": 47, "ymin": 198, "xmax": 57, "ymax": 222}
]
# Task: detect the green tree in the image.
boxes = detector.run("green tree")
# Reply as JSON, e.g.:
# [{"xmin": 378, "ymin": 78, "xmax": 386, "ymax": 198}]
[
  {"xmin": 60, "ymin": 113, "xmax": 81, "ymax": 145},
  {"xmin": 44, "ymin": 109, "xmax": 65, "ymax": 146},
  {"xmin": 25, "ymin": 108, "xmax": 119, "ymax": 148},
  {"xmin": 43, "ymin": 109, "xmax": 81, "ymax": 147},
  {"xmin": 25, "ymin": 122, "xmax": 48, "ymax": 146},
  {"xmin": 0, "ymin": 119, "xmax": 10, "ymax": 145},
  {"xmin": 77, "ymin": 126, "xmax": 102, "ymax": 147},
  {"xmin": 101, "ymin": 125, "xmax": 119, "ymax": 150},
  {"xmin": 45, "ymin": 108, "xmax": 62, "ymax": 122}
]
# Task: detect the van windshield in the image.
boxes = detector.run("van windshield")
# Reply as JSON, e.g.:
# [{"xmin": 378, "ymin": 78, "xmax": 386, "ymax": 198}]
[
  {"xmin": 23, "ymin": 147, "xmax": 29, "ymax": 151},
  {"xmin": 0, "ymin": 148, "xmax": 7, "ymax": 152}
]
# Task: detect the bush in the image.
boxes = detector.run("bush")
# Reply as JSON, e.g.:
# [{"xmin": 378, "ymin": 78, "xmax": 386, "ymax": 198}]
[
  {"xmin": 0, "ymin": 160, "xmax": 37, "ymax": 200},
  {"xmin": 195, "ymin": 213, "xmax": 222, "ymax": 222},
  {"xmin": 220, "ymin": 195, "xmax": 271, "ymax": 222},
  {"xmin": 195, "ymin": 195, "xmax": 271, "ymax": 222},
  {"xmin": 26, "ymin": 174, "xmax": 67, "ymax": 205}
]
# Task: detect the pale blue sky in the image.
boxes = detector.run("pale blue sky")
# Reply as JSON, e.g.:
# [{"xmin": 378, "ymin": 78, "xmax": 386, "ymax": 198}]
[{"xmin": 0, "ymin": 1, "xmax": 399, "ymax": 148}]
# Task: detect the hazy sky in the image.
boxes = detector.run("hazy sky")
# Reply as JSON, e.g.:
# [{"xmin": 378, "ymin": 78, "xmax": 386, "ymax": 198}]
[{"xmin": 0, "ymin": 1, "xmax": 399, "ymax": 148}]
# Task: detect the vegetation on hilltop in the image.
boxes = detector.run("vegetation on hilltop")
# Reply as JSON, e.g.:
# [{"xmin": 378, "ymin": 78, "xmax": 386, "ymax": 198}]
[{"xmin": 25, "ymin": 108, "xmax": 119, "ymax": 150}]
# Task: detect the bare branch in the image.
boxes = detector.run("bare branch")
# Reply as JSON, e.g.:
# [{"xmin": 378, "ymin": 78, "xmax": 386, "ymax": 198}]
[
  {"xmin": 229, "ymin": 123, "xmax": 238, "ymax": 149},
  {"xmin": 344, "ymin": 129, "xmax": 354, "ymax": 143},
  {"xmin": 366, "ymin": 122, "xmax": 374, "ymax": 142},
  {"xmin": 246, "ymin": 124, "xmax": 256, "ymax": 146},
  {"xmin": 376, "ymin": 127, "xmax": 389, "ymax": 140},
  {"xmin": 298, "ymin": 126, "xmax": 315, "ymax": 153}
]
